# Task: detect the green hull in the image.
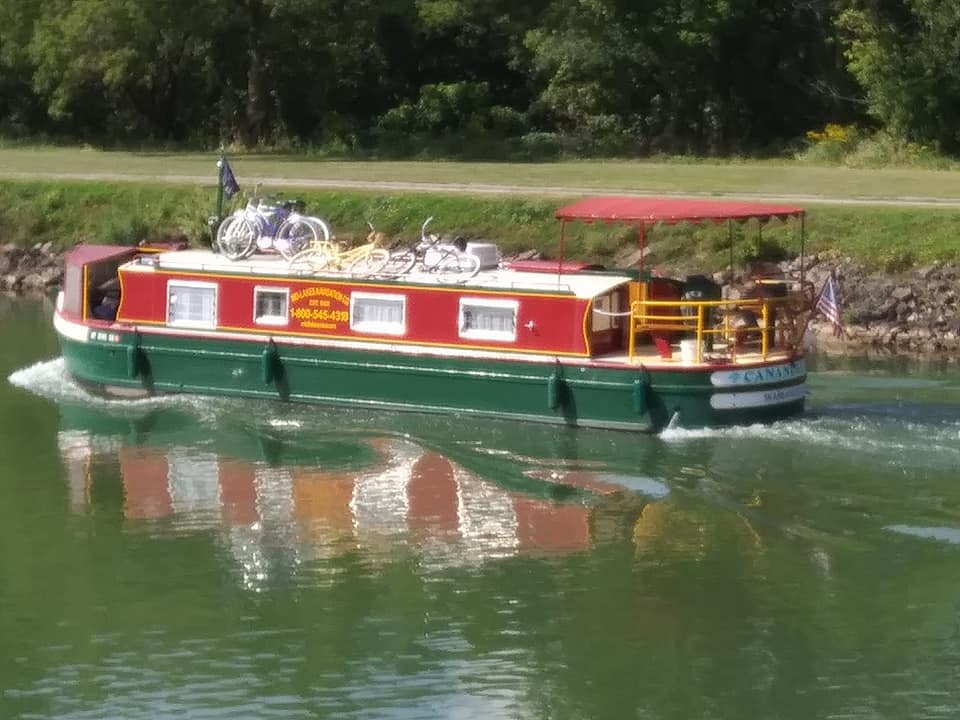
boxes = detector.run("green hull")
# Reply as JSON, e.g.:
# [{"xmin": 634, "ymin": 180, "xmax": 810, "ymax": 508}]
[{"xmin": 57, "ymin": 325, "xmax": 806, "ymax": 432}]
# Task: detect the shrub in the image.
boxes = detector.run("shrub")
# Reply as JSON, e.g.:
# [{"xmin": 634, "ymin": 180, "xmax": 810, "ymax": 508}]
[{"xmin": 797, "ymin": 123, "xmax": 861, "ymax": 164}]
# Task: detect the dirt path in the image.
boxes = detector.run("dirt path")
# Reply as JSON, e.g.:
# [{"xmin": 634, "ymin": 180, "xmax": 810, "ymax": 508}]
[{"xmin": 3, "ymin": 170, "xmax": 960, "ymax": 208}]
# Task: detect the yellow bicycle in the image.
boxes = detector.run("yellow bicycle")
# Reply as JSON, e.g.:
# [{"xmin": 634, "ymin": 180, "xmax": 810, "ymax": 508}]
[{"xmin": 288, "ymin": 222, "xmax": 390, "ymax": 275}]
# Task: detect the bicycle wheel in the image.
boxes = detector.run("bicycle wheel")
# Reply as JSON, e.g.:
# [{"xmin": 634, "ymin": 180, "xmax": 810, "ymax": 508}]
[
  {"xmin": 289, "ymin": 246, "xmax": 335, "ymax": 273},
  {"xmin": 276, "ymin": 219, "xmax": 319, "ymax": 260},
  {"xmin": 436, "ymin": 252, "xmax": 480, "ymax": 281},
  {"xmin": 348, "ymin": 248, "xmax": 390, "ymax": 276},
  {"xmin": 382, "ymin": 249, "xmax": 417, "ymax": 276},
  {"xmin": 215, "ymin": 215, "xmax": 238, "ymax": 251},
  {"xmin": 217, "ymin": 216, "xmax": 258, "ymax": 260}
]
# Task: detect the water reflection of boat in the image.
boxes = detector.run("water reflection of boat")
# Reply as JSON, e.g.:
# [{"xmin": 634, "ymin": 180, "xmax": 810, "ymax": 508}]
[{"xmin": 57, "ymin": 403, "xmax": 653, "ymax": 585}]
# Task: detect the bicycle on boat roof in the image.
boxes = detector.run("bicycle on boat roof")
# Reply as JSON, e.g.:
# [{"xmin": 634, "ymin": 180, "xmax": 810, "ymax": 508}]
[
  {"xmin": 380, "ymin": 216, "xmax": 481, "ymax": 280},
  {"xmin": 287, "ymin": 221, "xmax": 391, "ymax": 275},
  {"xmin": 216, "ymin": 195, "xmax": 324, "ymax": 261}
]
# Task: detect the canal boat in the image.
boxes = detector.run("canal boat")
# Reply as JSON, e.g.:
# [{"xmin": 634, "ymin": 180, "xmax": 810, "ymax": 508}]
[{"xmin": 53, "ymin": 196, "xmax": 813, "ymax": 431}]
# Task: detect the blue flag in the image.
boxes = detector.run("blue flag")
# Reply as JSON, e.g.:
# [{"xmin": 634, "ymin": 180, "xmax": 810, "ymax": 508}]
[{"xmin": 221, "ymin": 158, "xmax": 240, "ymax": 199}]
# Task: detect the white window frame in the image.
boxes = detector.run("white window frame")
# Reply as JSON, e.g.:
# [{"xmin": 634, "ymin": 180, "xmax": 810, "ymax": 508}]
[
  {"xmin": 349, "ymin": 291, "xmax": 406, "ymax": 336},
  {"xmin": 253, "ymin": 286, "xmax": 290, "ymax": 327},
  {"xmin": 166, "ymin": 280, "xmax": 218, "ymax": 329},
  {"xmin": 458, "ymin": 297, "xmax": 518, "ymax": 342}
]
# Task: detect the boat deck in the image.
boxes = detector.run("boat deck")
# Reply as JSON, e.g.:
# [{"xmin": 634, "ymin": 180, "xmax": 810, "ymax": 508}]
[
  {"xmin": 134, "ymin": 249, "xmax": 630, "ymax": 299},
  {"xmin": 594, "ymin": 345, "xmax": 797, "ymax": 369}
]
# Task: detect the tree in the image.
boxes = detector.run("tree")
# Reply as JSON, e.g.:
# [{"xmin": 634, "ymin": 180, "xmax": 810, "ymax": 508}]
[
  {"xmin": 840, "ymin": 0, "xmax": 960, "ymax": 153},
  {"xmin": 0, "ymin": 0, "xmax": 48, "ymax": 135},
  {"xmin": 29, "ymin": 0, "xmax": 221, "ymax": 141}
]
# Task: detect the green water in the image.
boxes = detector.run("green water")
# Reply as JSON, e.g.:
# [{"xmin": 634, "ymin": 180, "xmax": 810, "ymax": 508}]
[{"xmin": 4, "ymin": 293, "xmax": 960, "ymax": 720}]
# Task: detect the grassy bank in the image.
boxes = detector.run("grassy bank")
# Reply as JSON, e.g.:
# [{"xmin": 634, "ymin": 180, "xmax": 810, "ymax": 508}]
[
  {"xmin": 2, "ymin": 179, "xmax": 960, "ymax": 273},
  {"xmin": 4, "ymin": 146, "xmax": 960, "ymax": 201}
]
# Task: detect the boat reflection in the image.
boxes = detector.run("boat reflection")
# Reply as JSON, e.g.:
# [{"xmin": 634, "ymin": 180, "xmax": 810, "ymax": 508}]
[{"xmin": 57, "ymin": 406, "xmax": 650, "ymax": 590}]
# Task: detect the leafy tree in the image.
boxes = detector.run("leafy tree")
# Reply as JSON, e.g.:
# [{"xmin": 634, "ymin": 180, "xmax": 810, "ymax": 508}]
[
  {"xmin": 0, "ymin": 0, "xmax": 881, "ymax": 157},
  {"xmin": 840, "ymin": 0, "xmax": 960, "ymax": 153},
  {"xmin": 29, "ymin": 0, "xmax": 220, "ymax": 141},
  {"xmin": 0, "ymin": 0, "xmax": 48, "ymax": 135}
]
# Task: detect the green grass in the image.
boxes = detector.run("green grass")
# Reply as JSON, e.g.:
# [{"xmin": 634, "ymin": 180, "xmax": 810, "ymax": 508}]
[
  {"xmin": 4, "ymin": 145, "xmax": 960, "ymax": 201},
  {"xmin": 3, "ymin": 179, "xmax": 959, "ymax": 273}
]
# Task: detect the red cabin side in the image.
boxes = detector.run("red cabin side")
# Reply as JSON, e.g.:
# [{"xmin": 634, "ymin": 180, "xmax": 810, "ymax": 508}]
[{"xmin": 117, "ymin": 267, "xmax": 592, "ymax": 357}]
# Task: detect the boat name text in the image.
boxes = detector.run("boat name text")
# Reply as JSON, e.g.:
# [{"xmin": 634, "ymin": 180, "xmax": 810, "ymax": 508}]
[
  {"xmin": 290, "ymin": 286, "xmax": 349, "ymax": 306},
  {"xmin": 710, "ymin": 359, "xmax": 806, "ymax": 388}
]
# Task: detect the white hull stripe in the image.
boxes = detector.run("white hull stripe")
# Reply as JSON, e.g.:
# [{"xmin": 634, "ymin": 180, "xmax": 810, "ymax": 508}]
[
  {"xmin": 710, "ymin": 383, "xmax": 807, "ymax": 410},
  {"xmin": 54, "ymin": 311, "xmax": 89, "ymax": 343}
]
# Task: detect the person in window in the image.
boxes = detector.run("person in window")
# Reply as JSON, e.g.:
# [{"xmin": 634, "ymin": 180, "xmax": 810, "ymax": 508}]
[{"xmin": 91, "ymin": 278, "xmax": 120, "ymax": 320}]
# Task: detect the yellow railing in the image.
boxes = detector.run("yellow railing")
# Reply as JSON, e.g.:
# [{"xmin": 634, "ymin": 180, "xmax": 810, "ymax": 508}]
[{"xmin": 627, "ymin": 287, "xmax": 813, "ymax": 363}]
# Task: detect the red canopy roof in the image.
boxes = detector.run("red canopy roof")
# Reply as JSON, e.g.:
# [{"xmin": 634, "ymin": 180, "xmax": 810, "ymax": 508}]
[
  {"xmin": 65, "ymin": 244, "xmax": 139, "ymax": 266},
  {"xmin": 554, "ymin": 196, "xmax": 804, "ymax": 226}
]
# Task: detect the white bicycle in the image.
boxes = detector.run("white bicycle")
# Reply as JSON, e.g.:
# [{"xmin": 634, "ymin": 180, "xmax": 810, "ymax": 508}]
[
  {"xmin": 216, "ymin": 197, "xmax": 324, "ymax": 261},
  {"xmin": 384, "ymin": 216, "xmax": 480, "ymax": 280}
]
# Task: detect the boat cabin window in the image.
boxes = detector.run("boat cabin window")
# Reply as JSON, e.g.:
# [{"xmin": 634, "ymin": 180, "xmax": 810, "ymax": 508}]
[
  {"xmin": 592, "ymin": 292, "xmax": 623, "ymax": 331},
  {"xmin": 350, "ymin": 292, "xmax": 406, "ymax": 335},
  {"xmin": 254, "ymin": 287, "xmax": 289, "ymax": 326},
  {"xmin": 167, "ymin": 281, "xmax": 218, "ymax": 329},
  {"xmin": 459, "ymin": 298, "xmax": 517, "ymax": 342}
]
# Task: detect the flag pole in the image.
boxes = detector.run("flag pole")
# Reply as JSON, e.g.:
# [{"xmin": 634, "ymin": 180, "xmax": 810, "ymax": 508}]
[
  {"xmin": 206, "ymin": 146, "xmax": 227, "ymax": 249},
  {"xmin": 216, "ymin": 145, "xmax": 226, "ymax": 227}
]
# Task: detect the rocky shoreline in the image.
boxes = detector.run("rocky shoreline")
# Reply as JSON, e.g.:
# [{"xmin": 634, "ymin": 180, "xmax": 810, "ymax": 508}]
[
  {"xmin": 4, "ymin": 241, "xmax": 956, "ymax": 360},
  {"xmin": 0, "ymin": 242, "xmax": 64, "ymax": 292},
  {"xmin": 798, "ymin": 253, "xmax": 960, "ymax": 360}
]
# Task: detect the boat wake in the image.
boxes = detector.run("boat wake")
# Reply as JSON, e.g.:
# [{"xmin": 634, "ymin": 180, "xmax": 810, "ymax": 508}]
[
  {"xmin": 7, "ymin": 357, "xmax": 221, "ymax": 418},
  {"xmin": 885, "ymin": 524, "xmax": 960, "ymax": 545},
  {"xmin": 9, "ymin": 357, "xmax": 103, "ymax": 403},
  {"xmin": 661, "ymin": 404, "xmax": 960, "ymax": 473}
]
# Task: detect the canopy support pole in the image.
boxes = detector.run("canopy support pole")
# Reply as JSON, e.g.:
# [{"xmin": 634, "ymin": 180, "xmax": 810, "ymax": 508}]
[
  {"xmin": 800, "ymin": 213, "xmax": 806, "ymax": 289},
  {"xmin": 728, "ymin": 220, "xmax": 734, "ymax": 274},
  {"xmin": 558, "ymin": 221, "xmax": 566, "ymax": 282},
  {"xmin": 639, "ymin": 223, "xmax": 646, "ymax": 275}
]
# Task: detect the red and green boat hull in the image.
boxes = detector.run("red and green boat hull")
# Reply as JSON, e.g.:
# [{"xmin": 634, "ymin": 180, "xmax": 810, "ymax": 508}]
[{"xmin": 56, "ymin": 317, "xmax": 806, "ymax": 432}]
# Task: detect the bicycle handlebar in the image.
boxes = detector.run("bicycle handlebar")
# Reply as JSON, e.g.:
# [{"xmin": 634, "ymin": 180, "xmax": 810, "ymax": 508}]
[{"xmin": 421, "ymin": 216, "xmax": 434, "ymax": 242}]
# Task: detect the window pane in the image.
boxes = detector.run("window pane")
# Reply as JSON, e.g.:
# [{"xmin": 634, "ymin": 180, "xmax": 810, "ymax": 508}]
[
  {"xmin": 351, "ymin": 294, "xmax": 405, "ymax": 335},
  {"xmin": 168, "ymin": 284, "xmax": 216, "ymax": 327},
  {"xmin": 356, "ymin": 298, "xmax": 401, "ymax": 324},
  {"xmin": 255, "ymin": 290, "xmax": 288, "ymax": 322},
  {"xmin": 460, "ymin": 301, "xmax": 517, "ymax": 340}
]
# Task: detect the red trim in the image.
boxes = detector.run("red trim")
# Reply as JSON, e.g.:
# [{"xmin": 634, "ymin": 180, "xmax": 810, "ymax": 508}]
[{"xmin": 554, "ymin": 196, "xmax": 804, "ymax": 226}]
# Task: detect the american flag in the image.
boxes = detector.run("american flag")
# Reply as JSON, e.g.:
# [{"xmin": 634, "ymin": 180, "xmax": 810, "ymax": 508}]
[{"xmin": 816, "ymin": 273, "xmax": 843, "ymax": 334}]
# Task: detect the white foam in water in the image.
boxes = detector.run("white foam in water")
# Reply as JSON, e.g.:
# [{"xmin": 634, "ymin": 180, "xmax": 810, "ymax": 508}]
[
  {"xmin": 592, "ymin": 473, "xmax": 670, "ymax": 498},
  {"xmin": 659, "ymin": 422, "xmax": 782, "ymax": 442},
  {"xmin": 885, "ymin": 525, "xmax": 960, "ymax": 545},
  {"xmin": 267, "ymin": 419, "xmax": 303, "ymax": 429},
  {"xmin": 7, "ymin": 357, "xmax": 219, "ymax": 417},
  {"xmin": 8, "ymin": 357, "xmax": 99, "ymax": 404}
]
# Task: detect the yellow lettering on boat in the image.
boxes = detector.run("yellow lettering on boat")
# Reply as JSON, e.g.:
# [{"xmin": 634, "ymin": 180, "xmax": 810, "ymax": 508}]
[{"xmin": 290, "ymin": 287, "xmax": 349, "ymax": 306}]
